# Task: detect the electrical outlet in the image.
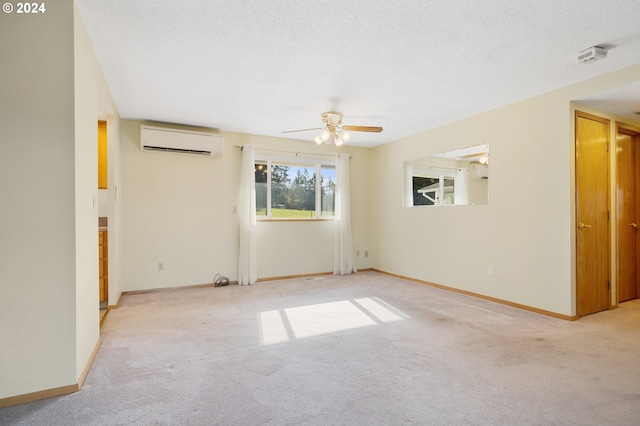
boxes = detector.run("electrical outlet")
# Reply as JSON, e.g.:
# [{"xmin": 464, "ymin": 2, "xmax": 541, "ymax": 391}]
[
  {"xmin": 356, "ymin": 250, "xmax": 360, "ymax": 256},
  {"xmin": 232, "ymin": 205, "xmax": 237, "ymax": 214},
  {"xmin": 158, "ymin": 262, "xmax": 164, "ymax": 271},
  {"xmin": 488, "ymin": 266, "xmax": 495, "ymax": 277},
  {"xmin": 364, "ymin": 250, "xmax": 369, "ymax": 258}
]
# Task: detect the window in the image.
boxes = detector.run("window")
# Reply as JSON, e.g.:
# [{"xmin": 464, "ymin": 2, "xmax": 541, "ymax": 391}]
[
  {"xmin": 404, "ymin": 143, "xmax": 490, "ymax": 207},
  {"xmin": 413, "ymin": 175, "xmax": 455, "ymax": 206},
  {"xmin": 255, "ymin": 159, "xmax": 335, "ymax": 219}
]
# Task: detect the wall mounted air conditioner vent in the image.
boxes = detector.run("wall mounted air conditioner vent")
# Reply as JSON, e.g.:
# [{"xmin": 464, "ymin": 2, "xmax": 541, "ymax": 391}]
[
  {"xmin": 469, "ymin": 163, "xmax": 489, "ymax": 179},
  {"xmin": 140, "ymin": 125, "xmax": 224, "ymax": 157}
]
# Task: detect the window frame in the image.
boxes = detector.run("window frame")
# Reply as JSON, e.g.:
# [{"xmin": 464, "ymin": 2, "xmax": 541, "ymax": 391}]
[
  {"xmin": 410, "ymin": 166, "xmax": 457, "ymax": 207},
  {"xmin": 255, "ymin": 155, "xmax": 336, "ymax": 221}
]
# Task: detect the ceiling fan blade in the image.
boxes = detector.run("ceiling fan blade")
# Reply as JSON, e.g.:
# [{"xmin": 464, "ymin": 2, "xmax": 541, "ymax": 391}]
[
  {"xmin": 343, "ymin": 125, "xmax": 383, "ymax": 133},
  {"xmin": 281, "ymin": 127, "xmax": 323, "ymax": 134},
  {"xmin": 457, "ymin": 153, "xmax": 484, "ymax": 159}
]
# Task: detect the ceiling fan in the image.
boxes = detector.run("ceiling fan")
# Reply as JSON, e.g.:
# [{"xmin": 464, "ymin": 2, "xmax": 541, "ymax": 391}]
[
  {"xmin": 433, "ymin": 143, "xmax": 489, "ymax": 164},
  {"xmin": 282, "ymin": 111, "xmax": 383, "ymax": 146}
]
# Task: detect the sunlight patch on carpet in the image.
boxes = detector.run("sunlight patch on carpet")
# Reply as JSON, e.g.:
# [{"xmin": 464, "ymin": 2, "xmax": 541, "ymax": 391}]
[{"xmin": 260, "ymin": 297, "xmax": 408, "ymax": 345}]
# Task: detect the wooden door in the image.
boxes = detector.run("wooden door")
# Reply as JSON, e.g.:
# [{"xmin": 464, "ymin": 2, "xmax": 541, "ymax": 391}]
[
  {"xmin": 99, "ymin": 230, "xmax": 108, "ymax": 304},
  {"xmin": 617, "ymin": 130, "xmax": 640, "ymax": 302},
  {"xmin": 98, "ymin": 121, "xmax": 107, "ymax": 189},
  {"xmin": 575, "ymin": 112, "xmax": 610, "ymax": 316}
]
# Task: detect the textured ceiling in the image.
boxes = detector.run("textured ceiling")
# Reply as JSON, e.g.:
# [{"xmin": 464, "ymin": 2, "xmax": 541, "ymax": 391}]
[{"xmin": 75, "ymin": 0, "xmax": 640, "ymax": 148}]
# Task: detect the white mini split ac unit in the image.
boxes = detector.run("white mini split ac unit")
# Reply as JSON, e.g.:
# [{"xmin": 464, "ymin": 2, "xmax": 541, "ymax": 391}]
[
  {"xmin": 140, "ymin": 125, "xmax": 224, "ymax": 157},
  {"xmin": 469, "ymin": 163, "xmax": 489, "ymax": 179}
]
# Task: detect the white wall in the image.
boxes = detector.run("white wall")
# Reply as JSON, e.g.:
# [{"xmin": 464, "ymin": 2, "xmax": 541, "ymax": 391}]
[
  {"xmin": 1, "ymin": 0, "xmax": 79, "ymax": 399},
  {"xmin": 98, "ymin": 190, "xmax": 109, "ymax": 215},
  {"xmin": 0, "ymin": 1, "xmax": 112, "ymax": 401},
  {"xmin": 96, "ymin": 52, "xmax": 123, "ymax": 308},
  {"xmin": 120, "ymin": 121, "xmax": 372, "ymax": 291},
  {"xmin": 120, "ymin": 121, "xmax": 238, "ymax": 291},
  {"xmin": 257, "ymin": 220, "xmax": 335, "ymax": 278},
  {"xmin": 371, "ymin": 64, "xmax": 640, "ymax": 317},
  {"xmin": 106, "ymin": 116, "xmax": 122, "ymax": 307},
  {"xmin": 73, "ymin": 2, "xmax": 101, "ymax": 379}
]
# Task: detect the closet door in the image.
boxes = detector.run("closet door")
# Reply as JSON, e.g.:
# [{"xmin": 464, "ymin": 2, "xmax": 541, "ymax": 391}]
[
  {"xmin": 617, "ymin": 129, "xmax": 640, "ymax": 302},
  {"xmin": 575, "ymin": 111, "xmax": 610, "ymax": 316}
]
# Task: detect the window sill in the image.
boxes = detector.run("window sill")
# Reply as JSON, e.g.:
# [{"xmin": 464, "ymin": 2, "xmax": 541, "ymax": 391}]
[{"xmin": 257, "ymin": 217, "xmax": 335, "ymax": 222}]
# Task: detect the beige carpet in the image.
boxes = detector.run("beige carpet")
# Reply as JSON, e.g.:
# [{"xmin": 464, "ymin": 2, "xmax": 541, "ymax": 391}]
[{"xmin": 2, "ymin": 271, "xmax": 640, "ymax": 425}]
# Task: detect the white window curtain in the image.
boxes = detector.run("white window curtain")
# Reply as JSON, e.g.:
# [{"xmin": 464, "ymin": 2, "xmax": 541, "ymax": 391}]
[
  {"xmin": 404, "ymin": 161, "xmax": 414, "ymax": 207},
  {"xmin": 238, "ymin": 144, "xmax": 257, "ymax": 285},
  {"xmin": 454, "ymin": 167, "xmax": 469, "ymax": 206},
  {"xmin": 333, "ymin": 153, "xmax": 357, "ymax": 275}
]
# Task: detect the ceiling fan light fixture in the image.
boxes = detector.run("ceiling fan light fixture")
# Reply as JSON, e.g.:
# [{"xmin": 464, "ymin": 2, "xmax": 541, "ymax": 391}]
[{"xmin": 283, "ymin": 111, "xmax": 383, "ymax": 146}]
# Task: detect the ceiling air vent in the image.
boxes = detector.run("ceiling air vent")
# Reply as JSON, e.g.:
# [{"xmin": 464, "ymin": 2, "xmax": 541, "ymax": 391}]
[{"xmin": 576, "ymin": 46, "xmax": 607, "ymax": 64}]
